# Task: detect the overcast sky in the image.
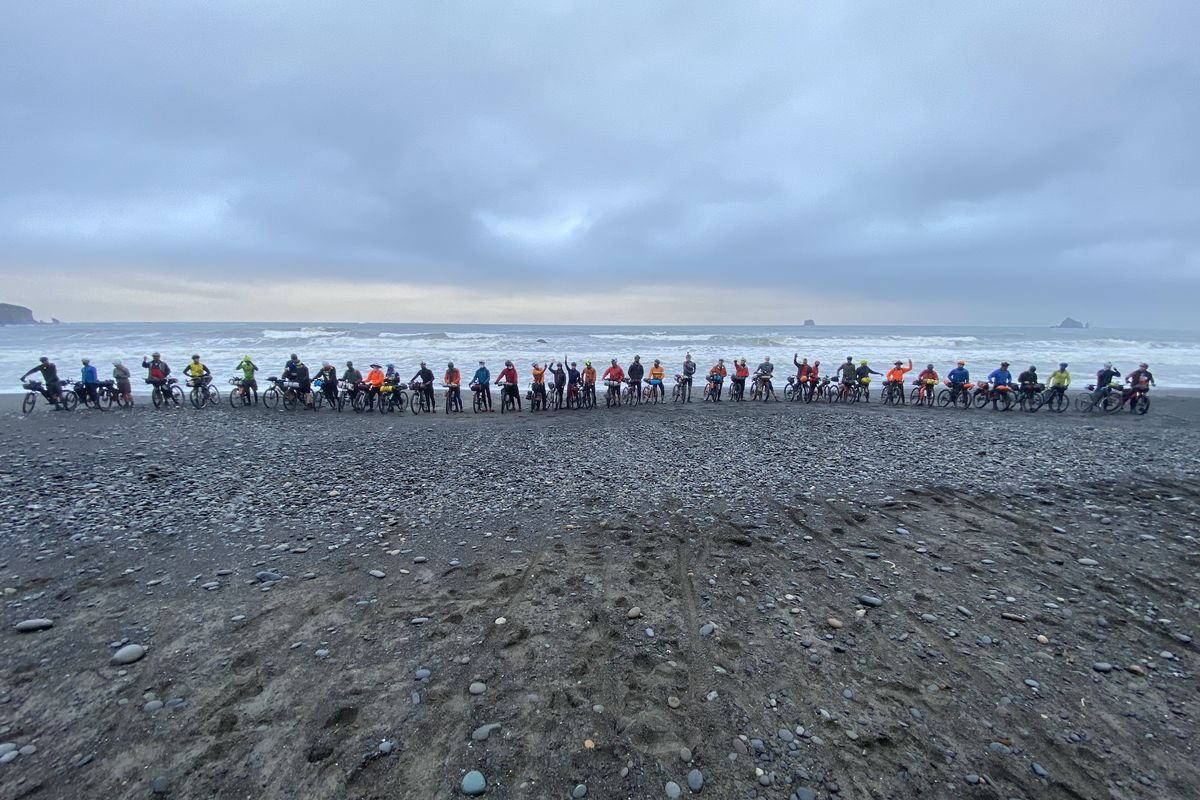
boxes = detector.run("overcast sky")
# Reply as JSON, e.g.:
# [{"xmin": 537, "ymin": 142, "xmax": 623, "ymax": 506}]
[{"xmin": 1, "ymin": 1, "xmax": 1197, "ymax": 325}]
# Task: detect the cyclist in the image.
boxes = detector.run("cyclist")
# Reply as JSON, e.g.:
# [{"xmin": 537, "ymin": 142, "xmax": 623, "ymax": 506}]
[
  {"xmin": 472, "ymin": 360, "xmax": 492, "ymax": 411},
  {"xmin": 141, "ymin": 352, "xmax": 171, "ymax": 398},
  {"xmin": 680, "ymin": 353, "xmax": 696, "ymax": 402},
  {"xmin": 565, "ymin": 360, "xmax": 581, "ymax": 406},
  {"xmin": 411, "ymin": 362, "xmax": 436, "ymax": 412},
  {"xmin": 602, "ymin": 359, "xmax": 624, "ymax": 405},
  {"xmin": 754, "ymin": 356, "xmax": 777, "ymax": 401},
  {"xmin": 529, "ymin": 361, "xmax": 547, "ymax": 407},
  {"xmin": 627, "ymin": 356, "xmax": 645, "ymax": 401},
  {"xmin": 385, "ymin": 363, "xmax": 400, "ymax": 384},
  {"xmin": 883, "ymin": 359, "xmax": 912, "ymax": 402},
  {"xmin": 364, "ymin": 363, "xmax": 386, "ymax": 409},
  {"xmin": 708, "ymin": 358, "xmax": 727, "ymax": 400},
  {"xmin": 916, "ymin": 363, "xmax": 939, "ymax": 402},
  {"xmin": 836, "ymin": 357, "xmax": 857, "ymax": 392},
  {"xmin": 318, "ymin": 362, "xmax": 338, "ymax": 407},
  {"xmin": 581, "ymin": 360, "xmax": 597, "ymax": 405},
  {"xmin": 806, "ymin": 359, "xmax": 821, "ymax": 401},
  {"xmin": 183, "ymin": 354, "xmax": 212, "ymax": 391},
  {"xmin": 986, "ymin": 362, "xmax": 1014, "ymax": 408},
  {"xmin": 21, "ymin": 356, "xmax": 64, "ymax": 407},
  {"xmin": 293, "ymin": 359, "xmax": 313, "ymax": 407},
  {"xmin": 496, "ymin": 360, "xmax": 520, "ymax": 410},
  {"xmin": 947, "ymin": 360, "xmax": 970, "ymax": 402},
  {"xmin": 1121, "ymin": 363, "xmax": 1155, "ymax": 411},
  {"xmin": 236, "ymin": 355, "xmax": 259, "ymax": 404},
  {"xmin": 343, "ymin": 361, "xmax": 363, "ymax": 403},
  {"xmin": 444, "ymin": 362, "xmax": 463, "ymax": 412},
  {"xmin": 732, "ymin": 358, "xmax": 749, "ymax": 400},
  {"xmin": 283, "ymin": 354, "xmax": 301, "ymax": 382},
  {"xmin": 793, "ymin": 354, "xmax": 813, "ymax": 396},
  {"xmin": 80, "ymin": 358, "xmax": 102, "ymax": 409},
  {"xmin": 648, "ymin": 359, "xmax": 666, "ymax": 400},
  {"xmin": 549, "ymin": 361, "xmax": 566, "ymax": 407},
  {"xmin": 1093, "ymin": 362, "xmax": 1121, "ymax": 400},
  {"xmin": 1015, "ymin": 365, "xmax": 1037, "ymax": 399},
  {"xmin": 113, "ymin": 361, "xmax": 133, "ymax": 406},
  {"xmin": 854, "ymin": 360, "xmax": 881, "ymax": 401}
]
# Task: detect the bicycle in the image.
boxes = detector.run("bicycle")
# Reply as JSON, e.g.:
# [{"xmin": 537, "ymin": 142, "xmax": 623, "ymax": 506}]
[
  {"xmin": 749, "ymin": 375, "xmax": 776, "ymax": 402},
  {"xmin": 783, "ymin": 377, "xmax": 802, "ymax": 402},
  {"xmin": 672, "ymin": 375, "xmax": 687, "ymax": 403},
  {"xmin": 1075, "ymin": 383, "xmax": 1118, "ymax": 413},
  {"xmin": 1104, "ymin": 387, "xmax": 1151, "ymax": 415},
  {"xmin": 564, "ymin": 382, "xmax": 581, "ymax": 410},
  {"xmin": 621, "ymin": 378, "xmax": 640, "ymax": 407},
  {"xmin": 443, "ymin": 383, "xmax": 463, "ymax": 413},
  {"xmin": 1016, "ymin": 384, "xmax": 1044, "ymax": 413},
  {"xmin": 20, "ymin": 380, "xmax": 70, "ymax": 413},
  {"xmin": 881, "ymin": 380, "xmax": 905, "ymax": 405},
  {"xmin": 729, "ymin": 378, "xmax": 746, "ymax": 402},
  {"xmin": 261, "ymin": 377, "xmax": 307, "ymax": 411},
  {"xmin": 973, "ymin": 382, "xmax": 1013, "ymax": 411},
  {"xmin": 186, "ymin": 377, "xmax": 221, "ymax": 409},
  {"xmin": 703, "ymin": 377, "xmax": 724, "ymax": 402},
  {"xmin": 148, "ymin": 377, "xmax": 183, "ymax": 409},
  {"xmin": 936, "ymin": 381, "xmax": 973, "ymax": 409},
  {"xmin": 908, "ymin": 380, "xmax": 937, "ymax": 407},
  {"xmin": 643, "ymin": 378, "xmax": 664, "ymax": 405},
  {"xmin": 228, "ymin": 377, "xmax": 254, "ymax": 408},
  {"xmin": 498, "ymin": 381, "xmax": 518, "ymax": 413},
  {"xmin": 408, "ymin": 381, "xmax": 433, "ymax": 414},
  {"xmin": 1040, "ymin": 385, "xmax": 1070, "ymax": 413},
  {"xmin": 529, "ymin": 383, "xmax": 549, "ymax": 412},
  {"xmin": 604, "ymin": 379, "xmax": 622, "ymax": 408}
]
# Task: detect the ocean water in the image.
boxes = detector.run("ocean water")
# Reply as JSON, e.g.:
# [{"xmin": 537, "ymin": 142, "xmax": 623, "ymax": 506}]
[{"xmin": 2, "ymin": 322, "xmax": 1198, "ymax": 391}]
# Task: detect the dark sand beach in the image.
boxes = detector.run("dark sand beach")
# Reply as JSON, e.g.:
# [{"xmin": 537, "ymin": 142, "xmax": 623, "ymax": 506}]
[{"xmin": 1, "ymin": 393, "xmax": 1198, "ymax": 799}]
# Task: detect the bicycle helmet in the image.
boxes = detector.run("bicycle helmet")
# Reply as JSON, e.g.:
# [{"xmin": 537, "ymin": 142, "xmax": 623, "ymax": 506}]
[
  {"xmin": 1000, "ymin": 361, "xmax": 1009, "ymax": 367},
  {"xmin": 82, "ymin": 358, "xmax": 90, "ymax": 364},
  {"xmin": 926, "ymin": 363, "xmax": 934, "ymax": 370},
  {"xmin": 653, "ymin": 359, "xmax": 660, "ymax": 365},
  {"xmin": 894, "ymin": 360, "xmax": 902, "ymax": 366},
  {"xmin": 740, "ymin": 357, "xmax": 747, "ymax": 363},
  {"xmin": 346, "ymin": 360, "xmax": 354, "ymax": 367},
  {"xmin": 860, "ymin": 359, "xmax": 868, "ymax": 365},
  {"xmin": 447, "ymin": 362, "xmax": 454, "ymax": 368},
  {"xmin": 290, "ymin": 353, "xmax": 298, "ymax": 361},
  {"xmin": 151, "ymin": 352, "xmax": 160, "ymax": 358},
  {"xmin": 957, "ymin": 360, "xmax": 966, "ymax": 366},
  {"xmin": 584, "ymin": 360, "xmax": 591, "ymax": 366},
  {"xmin": 611, "ymin": 359, "xmax": 617, "ymax": 364},
  {"xmin": 1059, "ymin": 362, "xmax": 1068, "ymax": 369},
  {"xmin": 191, "ymin": 354, "xmax": 200, "ymax": 360}
]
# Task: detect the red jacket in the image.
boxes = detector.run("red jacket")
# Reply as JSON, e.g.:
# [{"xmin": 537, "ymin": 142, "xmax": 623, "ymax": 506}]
[
  {"xmin": 603, "ymin": 365, "xmax": 624, "ymax": 382},
  {"xmin": 734, "ymin": 363, "xmax": 749, "ymax": 378},
  {"xmin": 498, "ymin": 366, "xmax": 517, "ymax": 385}
]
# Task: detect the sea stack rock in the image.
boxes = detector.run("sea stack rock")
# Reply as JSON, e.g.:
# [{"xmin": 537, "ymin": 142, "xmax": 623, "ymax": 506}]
[{"xmin": 1056, "ymin": 316, "xmax": 1085, "ymax": 329}]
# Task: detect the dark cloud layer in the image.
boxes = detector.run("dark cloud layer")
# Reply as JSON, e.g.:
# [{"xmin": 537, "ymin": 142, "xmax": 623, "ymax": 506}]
[{"xmin": 1, "ymin": 1, "xmax": 1197, "ymax": 323}]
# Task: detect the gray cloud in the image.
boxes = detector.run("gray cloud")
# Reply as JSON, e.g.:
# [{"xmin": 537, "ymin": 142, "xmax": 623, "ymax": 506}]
[{"xmin": 1, "ymin": 1, "xmax": 1198, "ymax": 324}]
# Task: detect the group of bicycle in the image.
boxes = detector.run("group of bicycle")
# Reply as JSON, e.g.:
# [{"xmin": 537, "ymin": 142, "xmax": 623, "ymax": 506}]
[{"xmin": 18, "ymin": 350, "xmax": 1158, "ymax": 417}]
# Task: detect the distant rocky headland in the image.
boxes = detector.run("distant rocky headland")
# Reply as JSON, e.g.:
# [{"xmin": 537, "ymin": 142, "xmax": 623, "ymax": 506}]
[{"xmin": 0, "ymin": 303, "xmax": 56, "ymax": 325}]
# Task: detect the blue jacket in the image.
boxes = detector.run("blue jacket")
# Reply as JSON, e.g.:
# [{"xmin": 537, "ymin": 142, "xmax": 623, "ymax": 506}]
[
  {"xmin": 947, "ymin": 367, "xmax": 969, "ymax": 384},
  {"xmin": 472, "ymin": 366, "xmax": 490, "ymax": 385},
  {"xmin": 988, "ymin": 368, "xmax": 1012, "ymax": 385},
  {"xmin": 81, "ymin": 364, "xmax": 98, "ymax": 384}
]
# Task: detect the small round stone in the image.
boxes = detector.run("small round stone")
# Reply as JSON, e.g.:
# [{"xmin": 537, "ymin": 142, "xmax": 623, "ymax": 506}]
[
  {"xmin": 461, "ymin": 770, "xmax": 486, "ymax": 796},
  {"xmin": 687, "ymin": 769, "xmax": 704, "ymax": 792},
  {"xmin": 665, "ymin": 781, "xmax": 682, "ymax": 798},
  {"xmin": 572, "ymin": 784, "xmax": 588, "ymax": 799},
  {"xmin": 469, "ymin": 681, "xmax": 486, "ymax": 695},
  {"xmin": 151, "ymin": 775, "xmax": 170, "ymax": 794}
]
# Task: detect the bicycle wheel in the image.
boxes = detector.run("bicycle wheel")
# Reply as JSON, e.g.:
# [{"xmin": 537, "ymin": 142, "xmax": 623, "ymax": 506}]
[
  {"xmin": 152, "ymin": 388, "xmax": 164, "ymax": 409},
  {"xmin": 281, "ymin": 390, "xmax": 296, "ymax": 411},
  {"xmin": 189, "ymin": 387, "xmax": 204, "ymax": 409},
  {"xmin": 1022, "ymin": 392, "xmax": 1043, "ymax": 413},
  {"xmin": 1102, "ymin": 393, "xmax": 1124, "ymax": 414},
  {"xmin": 21, "ymin": 393, "xmax": 36, "ymax": 414},
  {"xmin": 261, "ymin": 387, "xmax": 279, "ymax": 409},
  {"xmin": 908, "ymin": 387, "xmax": 921, "ymax": 405},
  {"xmin": 352, "ymin": 392, "xmax": 367, "ymax": 413},
  {"xmin": 994, "ymin": 392, "xmax": 1013, "ymax": 412},
  {"xmin": 937, "ymin": 389, "xmax": 952, "ymax": 408},
  {"xmin": 207, "ymin": 385, "xmax": 221, "ymax": 406},
  {"xmin": 1134, "ymin": 395, "xmax": 1150, "ymax": 415},
  {"xmin": 338, "ymin": 390, "xmax": 350, "ymax": 412},
  {"xmin": 1074, "ymin": 394, "xmax": 1094, "ymax": 412},
  {"xmin": 167, "ymin": 385, "xmax": 183, "ymax": 407},
  {"xmin": 228, "ymin": 388, "xmax": 241, "ymax": 409},
  {"xmin": 1047, "ymin": 390, "xmax": 1068, "ymax": 413},
  {"xmin": 61, "ymin": 391, "xmax": 79, "ymax": 411}
]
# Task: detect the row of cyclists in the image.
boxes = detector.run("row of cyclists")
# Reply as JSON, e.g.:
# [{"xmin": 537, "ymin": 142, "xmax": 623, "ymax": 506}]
[{"xmin": 20, "ymin": 351, "xmax": 1157, "ymax": 414}]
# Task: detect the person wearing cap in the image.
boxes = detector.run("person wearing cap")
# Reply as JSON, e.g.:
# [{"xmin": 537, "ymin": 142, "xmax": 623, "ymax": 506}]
[
  {"xmin": 1122, "ymin": 363, "xmax": 1155, "ymax": 408},
  {"xmin": 793, "ymin": 354, "xmax": 813, "ymax": 393},
  {"xmin": 627, "ymin": 355, "xmax": 645, "ymax": 401},
  {"xmin": 564, "ymin": 359, "xmax": 581, "ymax": 394},
  {"xmin": 732, "ymin": 357, "xmax": 749, "ymax": 400},
  {"xmin": 364, "ymin": 363, "xmax": 386, "ymax": 409},
  {"xmin": 947, "ymin": 360, "xmax": 970, "ymax": 387},
  {"xmin": 283, "ymin": 353, "xmax": 301, "ymax": 382},
  {"xmin": 317, "ymin": 361, "xmax": 338, "ymax": 407},
  {"xmin": 1094, "ymin": 362, "xmax": 1121, "ymax": 400},
  {"xmin": 754, "ymin": 356, "xmax": 778, "ymax": 401},
  {"xmin": 854, "ymin": 359, "xmax": 881, "ymax": 401},
  {"xmin": 884, "ymin": 359, "xmax": 912, "ymax": 403},
  {"xmin": 602, "ymin": 359, "xmax": 624, "ymax": 405},
  {"xmin": 236, "ymin": 355, "xmax": 259, "ymax": 404},
  {"xmin": 916, "ymin": 363, "xmax": 939, "ymax": 402},
  {"xmin": 22, "ymin": 356, "xmax": 64, "ymax": 407},
  {"xmin": 80, "ymin": 358, "xmax": 102, "ymax": 409},
  {"xmin": 113, "ymin": 360, "xmax": 133, "ymax": 406},
  {"xmin": 472, "ymin": 360, "xmax": 492, "ymax": 411},
  {"xmin": 986, "ymin": 361, "xmax": 1014, "ymax": 409},
  {"xmin": 141, "ymin": 352, "xmax": 171, "ymax": 397},
  {"xmin": 443, "ymin": 362, "xmax": 463, "ymax": 412},
  {"xmin": 581, "ymin": 359, "xmax": 597, "ymax": 405},
  {"xmin": 411, "ymin": 361, "xmax": 436, "ymax": 412},
  {"xmin": 707, "ymin": 358, "xmax": 727, "ymax": 401},
  {"xmin": 495, "ymin": 360, "xmax": 520, "ymax": 410},
  {"xmin": 1046, "ymin": 363, "xmax": 1071, "ymax": 406},
  {"xmin": 183, "ymin": 354, "xmax": 212, "ymax": 386}
]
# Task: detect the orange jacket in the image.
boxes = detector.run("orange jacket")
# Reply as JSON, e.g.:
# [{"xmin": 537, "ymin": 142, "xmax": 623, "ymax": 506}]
[
  {"xmin": 649, "ymin": 365, "xmax": 665, "ymax": 381},
  {"xmin": 444, "ymin": 368, "xmax": 460, "ymax": 386},
  {"xmin": 709, "ymin": 363, "xmax": 727, "ymax": 378},
  {"xmin": 603, "ymin": 365, "xmax": 624, "ymax": 382},
  {"xmin": 734, "ymin": 363, "xmax": 749, "ymax": 378},
  {"xmin": 531, "ymin": 366, "xmax": 546, "ymax": 384},
  {"xmin": 582, "ymin": 366, "xmax": 597, "ymax": 383},
  {"xmin": 365, "ymin": 369, "xmax": 385, "ymax": 388},
  {"xmin": 885, "ymin": 360, "xmax": 913, "ymax": 382}
]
